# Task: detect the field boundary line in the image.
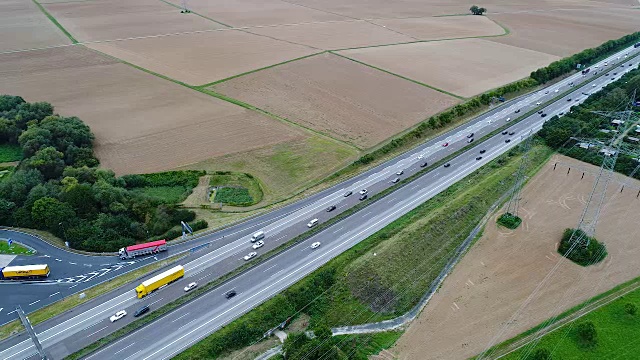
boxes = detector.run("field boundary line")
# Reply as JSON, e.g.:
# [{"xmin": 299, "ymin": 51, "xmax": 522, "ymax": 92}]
[
  {"xmin": 157, "ymin": 0, "xmax": 233, "ymax": 28},
  {"xmin": 329, "ymin": 51, "xmax": 465, "ymax": 99},
  {"xmin": 32, "ymin": 0, "xmax": 78, "ymax": 44}
]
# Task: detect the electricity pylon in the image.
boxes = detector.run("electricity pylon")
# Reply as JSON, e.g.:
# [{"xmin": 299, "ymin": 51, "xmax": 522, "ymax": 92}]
[{"xmin": 504, "ymin": 130, "xmax": 534, "ymax": 218}]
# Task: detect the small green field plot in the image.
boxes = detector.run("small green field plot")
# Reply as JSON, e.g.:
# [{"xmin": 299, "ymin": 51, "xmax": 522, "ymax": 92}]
[
  {"xmin": 0, "ymin": 239, "xmax": 33, "ymax": 255},
  {"xmin": 209, "ymin": 171, "xmax": 263, "ymax": 206},
  {"xmin": 214, "ymin": 187, "xmax": 254, "ymax": 206},
  {"xmin": 0, "ymin": 144, "xmax": 22, "ymax": 163},
  {"xmin": 501, "ymin": 285, "xmax": 640, "ymax": 360},
  {"xmin": 123, "ymin": 170, "xmax": 205, "ymax": 204},
  {"xmin": 133, "ymin": 186, "xmax": 191, "ymax": 204}
]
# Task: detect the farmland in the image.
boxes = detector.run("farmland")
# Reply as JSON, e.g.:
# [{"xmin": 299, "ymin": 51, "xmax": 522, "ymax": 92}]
[
  {"xmin": 0, "ymin": 0, "xmax": 70, "ymax": 52},
  {"xmin": 393, "ymin": 155, "xmax": 640, "ymax": 359}
]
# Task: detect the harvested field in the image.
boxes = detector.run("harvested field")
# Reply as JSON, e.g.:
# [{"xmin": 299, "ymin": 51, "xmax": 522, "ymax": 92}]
[
  {"xmin": 42, "ymin": 0, "xmax": 222, "ymax": 42},
  {"xmin": 0, "ymin": 46, "xmax": 305, "ymax": 175},
  {"xmin": 339, "ymin": 38, "xmax": 559, "ymax": 98},
  {"xmin": 393, "ymin": 155, "xmax": 640, "ymax": 359},
  {"xmin": 488, "ymin": 7, "xmax": 640, "ymax": 57},
  {"xmin": 371, "ymin": 15, "xmax": 504, "ymax": 41},
  {"xmin": 211, "ymin": 52, "xmax": 460, "ymax": 148},
  {"xmin": 88, "ymin": 29, "xmax": 318, "ymax": 85},
  {"xmin": 247, "ymin": 21, "xmax": 414, "ymax": 50},
  {"xmin": 0, "ymin": 0, "xmax": 70, "ymax": 52}
]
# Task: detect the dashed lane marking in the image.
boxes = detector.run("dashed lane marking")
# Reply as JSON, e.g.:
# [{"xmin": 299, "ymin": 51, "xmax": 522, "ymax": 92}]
[{"xmin": 29, "ymin": 300, "xmax": 40, "ymax": 306}]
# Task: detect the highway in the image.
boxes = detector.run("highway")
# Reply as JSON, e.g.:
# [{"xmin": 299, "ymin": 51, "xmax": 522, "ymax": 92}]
[{"xmin": 0, "ymin": 44, "xmax": 637, "ymax": 359}]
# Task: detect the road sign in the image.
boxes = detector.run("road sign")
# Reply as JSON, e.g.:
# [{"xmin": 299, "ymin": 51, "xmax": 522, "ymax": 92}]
[{"xmin": 7, "ymin": 238, "xmax": 12, "ymax": 246}]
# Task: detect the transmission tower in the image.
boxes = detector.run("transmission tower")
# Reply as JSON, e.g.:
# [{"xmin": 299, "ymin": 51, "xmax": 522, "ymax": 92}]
[{"xmin": 504, "ymin": 130, "xmax": 534, "ymax": 218}]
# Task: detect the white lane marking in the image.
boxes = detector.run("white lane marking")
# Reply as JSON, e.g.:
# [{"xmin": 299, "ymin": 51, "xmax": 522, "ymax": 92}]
[
  {"xmin": 86, "ymin": 326, "xmax": 108, "ymax": 338},
  {"xmin": 123, "ymin": 350, "xmax": 142, "ymax": 360},
  {"xmin": 70, "ymin": 284, "xmax": 78, "ymax": 289},
  {"xmin": 333, "ymin": 227, "xmax": 344, "ymax": 234},
  {"xmin": 114, "ymin": 343, "xmax": 136, "ymax": 355},
  {"xmin": 29, "ymin": 300, "xmax": 40, "ymax": 306},
  {"xmin": 6, "ymin": 310, "xmax": 16, "ymax": 315},
  {"xmin": 0, "ymin": 308, "xmax": 3, "ymax": 313},
  {"xmin": 55, "ymin": 259, "xmax": 62, "ymax": 262},
  {"xmin": 49, "ymin": 292, "xmax": 60, "ymax": 297},
  {"xmin": 69, "ymin": 262, "xmax": 76, "ymax": 265},
  {"xmin": 171, "ymin": 313, "xmax": 190, "ymax": 323},
  {"xmin": 148, "ymin": 298, "xmax": 163, "ymax": 307},
  {"xmin": 264, "ymin": 264, "xmax": 278, "ymax": 272}
]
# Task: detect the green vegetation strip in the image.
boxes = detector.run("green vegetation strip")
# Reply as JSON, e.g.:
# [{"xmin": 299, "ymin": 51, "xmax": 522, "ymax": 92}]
[
  {"xmin": 0, "ymin": 145, "xmax": 22, "ymax": 163},
  {"xmin": 0, "ymin": 254, "xmax": 185, "ymax": 341},
  {"xmin": 32, "ymin": 0, "xmax": 78, "ymax": 43},
  {"xmin": 209, "ymin": 171, "xmax": 264, "ymax": 206},
  {"xmin": 0, "ymin": 239, "xmax": 33, "ymax": 255}
]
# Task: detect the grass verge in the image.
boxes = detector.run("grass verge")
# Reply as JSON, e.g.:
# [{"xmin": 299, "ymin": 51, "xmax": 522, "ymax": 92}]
[
  {"xmin": 32, "ymin": 0, "xmax": 78, "ymax": 43},
  {"xmin": 0, "ymin": 239, "xmax": 33, "ymax": 255},
  {"xmin": 0, "ymin": 254, "xmax": 185, "ymax": 341}
]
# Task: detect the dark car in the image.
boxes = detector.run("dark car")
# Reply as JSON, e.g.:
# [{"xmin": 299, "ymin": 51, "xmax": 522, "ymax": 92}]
[
  {"xmin": 508, "ymin": 131, "xmax": 515, "ymax": 135},
  {"xmin": 541, "ymin": 113, "xmax": 547, "ymax": 117},
  {"xmin": 343, "ymin": 191, "xmax": 352, "ymax": 197},
  {"xmin": 134, "ymin": 305, "xmax": 149, "ymax": 317},
  {"xmin": 515, "ymin": 109, "xmax": 521, "ymax": 113},
  {"xmin": 476, "ymin": 156, "xmax": 482, "ymax": 161},
  {"xmin": 420, "ymin": 162, "xmax": 428, "ymax": 168},
  {"xmin": 225, "ymin": 290, "xmax": 237, "ymax": 299},
  {"xmin": 326, "ymin": 205, "xmax": 336, "ymax": 212},
  {"xmin": 502, "ymin": 131, "xmax": 508, "ymax": 135},
  {"xmin": 566, "ymin": 98, "xmax": 571, "ymax": 101},
  {"xmin": 443, "ymin": 163, "xmax": 451, "ymax": 168},
  {"xmin": 630, "ymin": 63, "xmax": 633, "ymax": 67},
  {"xmin": 606, "ymin": 73, "xmax": 610, "ymax": 76},
  {"xmin": 359, "ymin": 194, "xmax": 368, "ymax": 201},
  {"xmin": 505, "ymin": 139, "xmax": 511, "ymax": 143},
  {"xmin": 479, "ymin": 149, "xmax": 486, "ymax": 154},
  {"xmin": 467, "ymin": 133, "xmax": 474, "ymax": 138},
  {"xmin": 537, "ymin": 110, "xmax": 543, "ymax": 114}
]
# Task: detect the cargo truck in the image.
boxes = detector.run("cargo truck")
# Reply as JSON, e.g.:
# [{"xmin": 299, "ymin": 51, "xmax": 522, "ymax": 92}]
[
  {"xmin": 1, "ymin": 264, "xmax": 50, "ymax": 279},
  {"xmin": 119, "ymin": 239, "xmax": 167, "ymax": 260},
  {"xmin": 634, "ymin": 42, "xmax": 640, "ymax": 48},
  {"xmin": 135, "ymin": 265, "xmax": 184, "ymax": 298}
]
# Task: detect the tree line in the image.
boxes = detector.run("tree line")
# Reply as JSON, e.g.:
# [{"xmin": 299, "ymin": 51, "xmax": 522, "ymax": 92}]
[{"xmin": 0, "ymin": 95, "xmax": 206, "ymax": 252}]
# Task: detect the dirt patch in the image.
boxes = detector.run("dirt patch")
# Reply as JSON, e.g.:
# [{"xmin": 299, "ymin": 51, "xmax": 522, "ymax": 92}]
[
  {"xmin": 42, "ymin": 0, "xmax": 221, "ymax": 42},
  {"xmin": 218, "ymin": 337, "xmax": 281, "ymax": 360},
  {"xmin": 0, "ymin": 0, "xmax": 70, "ymax": 52},
  {"xmin": 87, "ymin": 29, "xmax": 318, "ymax": 85},
  {"xmin": 212, "ymin": 52, "xmax": 459, "ymax": 148},
  {"xmin": 0, "ymin": 46, "xmax": 305, "ymax": 175},
  {"xmin": 488, "ymin": 7, "xmax": 640, "ymax": 57},
  {"xmin": 182, "ymin": 175, "xmax": 211, "ymax": 207},
  {"xmin": 338, "ymin": 38, "xmax": 559, "ymax": 98},
  {"xmin": 393, "ymin": 155, "xmax": 640, "ymax": 359},
  {"xmin": 371, "ymin": 15, "xmax": 504, "ymax": 41}
]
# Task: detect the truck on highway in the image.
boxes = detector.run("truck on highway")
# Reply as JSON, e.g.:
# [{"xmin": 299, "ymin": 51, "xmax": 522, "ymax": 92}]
[
  {"xmin": 119, "ymin": 239, "xmax": 167, "ymax": 260},
  {"xmin": 135, "ymin": 265, "xmax": 184, "ymax": 298},
  {"xmin": 581, "ymin": 68, "xmax": 590, "ymax": 75},
  {"xmin": 1, "ymin": 264, "xmax": 50, "ymax": 279}
]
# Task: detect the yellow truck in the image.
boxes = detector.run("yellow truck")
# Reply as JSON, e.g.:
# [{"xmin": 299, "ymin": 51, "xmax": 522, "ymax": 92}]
[
  {"xmin": 1, "ymin": 264, "xmax": 50, "ymax": 279},
  {"xmin": 135, "ymin": 265, "xmax": 184, "ymax": 298}
]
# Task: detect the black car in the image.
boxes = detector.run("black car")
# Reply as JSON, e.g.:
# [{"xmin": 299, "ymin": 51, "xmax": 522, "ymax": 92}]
[
  {"xmin": 420, "ymin": 162, "xmax": 428, "ymax": 168},
  {"xmin": 502, "ymin": 131, "xmax": 508, "ymax": 135},
  {"xmin": 566, "ymin": 98, "xmax": 571, "ymax": 101},
  {"xmin": 343, "ymin": 191, "xmax": 352, "ymax": 197},
  {"xmin": 508, "ymin": 131, "xmax": 515, "ymax": 135},
  {"xmin": 630, "ymin": 64, "xmax": 633, "ymax": 67},
  {"xmin": 541, "ymin": 113, "xmax": 547, "ymax": 117},
  {"xmin": 467, "ymin": 133, "xmax": 474, "ymax": 138},
  {"xmin": 613, "ymin": 72, "xmax": 617, "ymax": 75},
  {"xmin": 443, "ymin": 163, "xmax": 451, "ymax": 168},
  {"xmin": 476, "ymin": 156, "xmax": 482, "ymax": 161},
  {"xmin": 326, "ymin": 205, "xmax": 336, "ymax": 212},
  {"xmin": 606, "ymin": 73, "xmax": 610, "ymax": 76},
  {"xmin": 537, "ymin": 110, "xmax": 543, "ymax": 114},
  {"xmin": 479, "ymin": 149, "xmax": 486, "ymax": 154},
  {"xmin": 134, "ymin": 305, "xmax": 149, "ymax": 317},
  {"xmin": 505, "ymin": 139, "xmax": 511, "ymax": 143},
  {"xmin": 515, "ymin": 109, "xmax": 521, "ymax": 113},
  {"xmin": 225, "ymin": 290, "xmax": 237, "ymax": 299},
  {"xmin": 359, "ymin": 194, "xmax": 368, "ymax": 201}
]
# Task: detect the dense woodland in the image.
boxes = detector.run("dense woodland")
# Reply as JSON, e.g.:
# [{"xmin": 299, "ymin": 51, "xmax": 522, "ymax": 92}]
[{"xmin": 0, "ymin": 95, "xmax": 206, "ymax": 252}]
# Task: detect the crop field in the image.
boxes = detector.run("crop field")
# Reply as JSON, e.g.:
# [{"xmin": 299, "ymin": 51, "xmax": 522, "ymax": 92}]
[
  {"xmin": 393, "ymin": 155, "xmax": 640, "ymax": 360},
  {"xmin": 0, "ymin": 0, "xmax": 70, "ymax": 52},
  {"xmin": 0, "ymin": 46, "xmax": 305, "ymax": 175},
  {"xmin": 211, "ymin": 52, "xmax": 460, "ymax": 148},
  {"xmin": 370, "ymin": 15, "xmax": 504, "ymax": 41},
  {"xmin": 338, "ymin": 39, "xmax": 559, "ymax": 98}
]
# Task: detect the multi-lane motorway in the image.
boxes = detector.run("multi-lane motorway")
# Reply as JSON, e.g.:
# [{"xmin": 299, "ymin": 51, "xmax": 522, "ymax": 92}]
[{"xmin": 1, "ymin": 45, "xmax": 638, "ymax": 359}]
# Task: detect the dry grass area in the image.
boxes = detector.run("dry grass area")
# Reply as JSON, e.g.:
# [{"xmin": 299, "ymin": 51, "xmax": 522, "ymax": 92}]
[
  {"xmin": 0, "ymin": 46, "xmax": 305, "ymax": 175},
  {"xmin": 42, "ymin": 0, "xmax": 221, "ymax": 42},
  {"xmin": 488, "ymin": 7, "xmax": 640, "ymax": 57},
  {"xmin": 393, "ymin": 155, "xmax": 640, "ymax": 359},
  {"xmin": 211, "ymin": 52, "xmax": 459, "ymax": 148},
  {"xmin": 0, "ymin": 0, "xmax": 70, "ymax": 52},
  {"xmin": 88, "ymin": 29, "xmax": 318, "ymax": 85},
  {"xmin": 338, "ymin": 38, "xmax": 559, "ymax": 98},
  {"xmin": 182, "ymin": 175, "xmax": 211, "ymax": 207},
  {"xmin": 371, "ymin": 15, "xmax": 504, "ymax": 41}
]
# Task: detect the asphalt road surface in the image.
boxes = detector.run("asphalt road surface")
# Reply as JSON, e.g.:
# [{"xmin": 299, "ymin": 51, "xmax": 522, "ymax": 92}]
[{"xmin": 0, "ymin": 45, "xmax": 637, "ymax": 359}]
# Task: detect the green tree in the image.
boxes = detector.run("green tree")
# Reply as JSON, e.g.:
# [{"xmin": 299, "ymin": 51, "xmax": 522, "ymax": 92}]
[
  {"xmin": 18, "ymin": 126, "xmax": 52, "ymax": 157},
  {"xmin": 575, "ymin": 321, "xmax": 598, "ymax": 348},
  {"xmin": 528, "ymin": 348, "xmax": 552, "ymax": 360},
  {"xmin": 0, "ymin": 169, "xmax": 43, "ymax": 206},
  {"xmin": 0, "ymin": 198, "xmax": 16, "ymax": 223},
  {"xmin": 625, "ymin": 302, "xmax": 637, "ymax": 316},
  {"xmin": 470, "ymin": 5, "xmax": 486, "ymax": 15},
  {"xmin": 31, "ymin": 197, "xmax": 76, "ymax": 231},
  {"xmin": 24, "ymin": 146, "xmax": 66, "ymax": 179}
]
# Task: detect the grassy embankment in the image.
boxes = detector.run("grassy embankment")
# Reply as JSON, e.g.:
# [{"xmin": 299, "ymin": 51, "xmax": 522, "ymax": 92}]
[
  {"xmin": 209, "ymin": 171, "xmax": 264, "ymax": 207},
  {"xmin": 0, "ymin": 254, "xmax": 185, "ymax": 341},
  {"xmin": 0, "ymin": 239, "xmax": 33, "ymax": 255}
]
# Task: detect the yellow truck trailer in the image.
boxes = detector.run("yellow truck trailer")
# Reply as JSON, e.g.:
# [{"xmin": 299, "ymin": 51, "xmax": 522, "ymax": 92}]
[
  {"xmin": 1, "ymin": 264, "xmax": 50, "ymax": 279},
  {"xmin": 135, "ymin": 265, "xmax": 184, "ymax": 298}
]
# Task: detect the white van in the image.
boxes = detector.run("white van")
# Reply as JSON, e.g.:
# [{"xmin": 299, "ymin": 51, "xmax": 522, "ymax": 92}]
[{"xmin": 251, "ymin": 231, "xmax": 265, "ymax": 243}]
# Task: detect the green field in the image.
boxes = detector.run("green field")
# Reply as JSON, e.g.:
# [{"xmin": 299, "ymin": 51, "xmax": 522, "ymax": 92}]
[
  {"xmin": 133, "ymin": 186, "xmax": 191, "ymax": 204},
  {"xmin": 209, "ymin": 171, "xmax": 263, "ymax": 206},
  {"xmin": 0, "ymin": 144, "xmax": 22, "ymax": 163},
  {"xmin": 0, "ymin": 239, "xmax": 32, "ymax": 255}
]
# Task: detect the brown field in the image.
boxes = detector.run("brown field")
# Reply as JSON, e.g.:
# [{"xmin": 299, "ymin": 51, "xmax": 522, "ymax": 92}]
[
  {"xmin": 488, "ymin": 7, "xmax": 640, "ymax": 57},
  {"xmin": 0, "ymin": 0, "xmax": 70, "ymax": 52},
  {"xmin": 87, "ymin": 29, "xmax": 318, "ymax": 85},
  {"xmin": 0, "ymin": 46, "xmax": 305, "ymax": 175},
  {"xmin": 393, "ymin": 155, "xmax": 640, "ymax": 359},
  {"xmin": 371, "ymin": 15, "xmax": 504, "ymax": 41},
  {"xmin": 338, "ymin": 39, "xmax": 559, "ymax": 98},
  {"xmin": 211, "ymin": 52, "xmax": 460, "ymax": 148},
  {"xmin": 42, "ymin": 0, "xmax": 222, "ymax": 42}
]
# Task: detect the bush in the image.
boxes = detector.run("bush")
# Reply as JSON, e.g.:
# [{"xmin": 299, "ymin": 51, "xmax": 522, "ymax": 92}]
[
  {"xmin": 214, "ymin": 187, "xmax": 254, "ymax": 206},
  {"xmin": 497, "ymin": 212, "xmax": 522, "ymax": 229},
  {"xmin": 575, "ymin": 321, "xmax": 598, "ymax": 348},
  {"xmin": 527, "ymin": 348, "xmax": 552, "ymax": 360},
  {"xmin": 136, "ymin": 170, "xmax": 205, "ymax": 188},
  {"xmin": 625, "ymin": 302, "xmax": 637, "ymax": 316},
  {"xmin": 557, "ymin": 228, "xmax": 607, "ymax": 266}
]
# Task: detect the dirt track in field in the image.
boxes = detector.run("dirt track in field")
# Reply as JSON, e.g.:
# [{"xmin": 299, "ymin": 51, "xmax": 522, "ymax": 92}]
[
  {"xmin": 393, "ymin": 155, "xmax": 640, "ymax": 359},
  {"xmin": 212, "ymin": 52, "xmax": 460, "ymax": 148},
  {"xmin": 339, "ymin": 39, "xmax": 560, "ymax": 98},
  {"xmin": 0, "ymin": 0, "xmax": 70, "ymax": 52},
  {"xmin": 371, "ymin": 15, "xmax": 504, "ymax": 41},
  {"xmin": 0, "ymin": 46, "xmax": 305, "ymax": 175}
]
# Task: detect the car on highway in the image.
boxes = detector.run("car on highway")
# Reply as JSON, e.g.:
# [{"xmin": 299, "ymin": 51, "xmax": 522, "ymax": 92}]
[
  {"xmin": 359, "ymin": 194, "xmax": 368, "ymax": 201},
  {"xmin": 420, "ymin": 162, "xmax": 428, "ymax": 168},
  {"xmin": 442, "ymin": 142, "xmax": 449, "ymax": 147},
  {"xmin": 225, "ymin": 290, "xmax": 236, "ymax": 299},
  {"xmin": 515, "ymin": 109, "xmax": 520, "ymax": 113},
  {"xmin": 505, "ymin": 139, "xmax": 511, "ymax": 143},
  {"xmin": 611, "ymin": 77, "xmax": 615, "ymax": 80},
  {"xmin": 134, "ymin": 305, "xmax": 149, "ymax": 317},
  {"xmin": 344, "ymin": 191, "xmax": 352, "ymax": 197},
  {"xmin": 479, "ymin": 149, "xmax": 486, "ymax": 154},
  {"xmin": 566, "ymin": 98, "xmax": 571, "ymax": 101},
  {"xmin": 506, "ymin": 117, "xmax": 511, "ymax": 122},
  {"xmin": 629, "ymin": 63, "xmax": 633, "ymax": 67},
  {"xmin": 502, "ymin": 130, "xmax": 508, "ymax": 135},
  {"xmin": 541, "ymin": 113, "xmax": 547, "ymax": 117},
  {"xmin": 559, "ymin": 112, "xmax": 565, "ymax": 116},
  {"xmin": 184, "ymin": 282, "xmax": 197, "ymax": 292},
  {"xmin": 359, "ymin": 189, "xmax": 368, "ymax": 195},
  {"xmin": 554, "ymin": 89, "xmax": 559, "ymax": 93},
  {"xmin": 110, "ymin": 310, "xmax": 126, "ymax": 323},
  {"xmin": 476, "ymin": 156, "xmax": 482, "ymax": 161},
  {"xmin": 391, "ymin": 177, "xmax": 400, "ymax": 184},
  {"xmin": 311, "ymin": 242, "xmax": 321, "ymax": 249},
  {"xmin": 467, "ymin": 138, "xmax": 474, "ymax": 143},
  {"xmin": 508, "ymin": 131, "xmax": 515, "ymax": 135},
  {"xmin": 326, "ymin": 205, "xmax": 336, "ymax": 212},
  {"xmin": 443, "ymin": 163, "xmax": 451, "ymax": 168},
  {"xmin": 536, "ymin": 101, "xmax": 541, "ymax": 105},
  {"xmin": 243, "ymin": 252, "xmax": 257, "ymax": 261},
  {"xmin": 417, "ymin": 154, "xmax": 424, "ymax": 159},
  {"xmin": 592, "ymin": 84, "xmax": 597, "ymax": 87},
  {"xmin": 606, "ymin": 73, "xmax": 610, "ymax": 76},
  {"xmin": 307, "ymin": 219, "xmax": 319, "ymax": 228},
  {"xmin": 537, "ymin": 110, "xmax": 543, "ymax": 114},
  {"xmin": 396, "ymin": 170, "xmax": 404, "ymax": 175},
  {"xmin": 467, "ymin": 133, "xmax": 474, "ymax": 138},
  {"xmin": 544, "ymin": 90, "xmax": 549, "ymax": 94},
  {"xmin": 252, "ymin": 240, "xmax": 264, "ymax": 249}
]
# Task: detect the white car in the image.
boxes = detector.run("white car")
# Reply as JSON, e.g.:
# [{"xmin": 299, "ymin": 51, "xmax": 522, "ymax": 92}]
[
  {"xmin": 592, "ymin": 84, "xmax": 597, "ymax": 87},
  {"xmin": 184, "ymin": 282, "xmax": 197, "ymax": 292},
  {"xmin": 359, "ymin": 189, "xmax": 368, "ymax": 195},
  {"xmin": 396, "ymin": 170, "xmax": 403, "ymax": 175},
  {"xmin": 505, "ymin": 117, "xmax": 511, "ymax": 122},
  {"xmin": 307, "ymin": 219, "xmax": 319, "ymax": 228},
  {"xmin": 110, "ymin": 310, "xmax": 127, "ymax": 323},
  {"xmin": 252, "ymin": 240, "xmax": 264, "ymax": 249},
  {"xmin": 243, "ymin": 252, "xmax": 257, "ymax": 261},
  {"xmin": 536, "ymin": 101, "xmax": 541, "ymax": 105},
  {"xmin": 417, "ymin": 154, "xmax": 424, "ymax": 159},
  {"xmin": 311, "ymin": 242, "xmax": 321, "ymax": 249},
  {"xmin": 554, "ymin": 89, "xmax": 559, "ymax": 93}
]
